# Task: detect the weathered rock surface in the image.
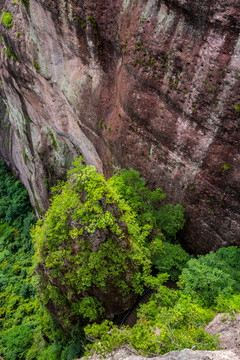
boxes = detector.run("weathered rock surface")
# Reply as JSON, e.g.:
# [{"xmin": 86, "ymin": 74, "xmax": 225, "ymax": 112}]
[
  {"xmin": 81, "ymin": 347, "xmax": 239, "ymax": 360},
  {"xmin": 0, "ymin": 0, "xmax": 239, "ymax": 252},
  {"xmin": 206, "ymin": 313, "xmax": 240, "ymax": 356}
]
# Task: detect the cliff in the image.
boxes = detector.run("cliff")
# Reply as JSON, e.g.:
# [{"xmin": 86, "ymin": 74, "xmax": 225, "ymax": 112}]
[{"xmin": 0, "ymin": 0, "xmax": 239, "ymax": 253}]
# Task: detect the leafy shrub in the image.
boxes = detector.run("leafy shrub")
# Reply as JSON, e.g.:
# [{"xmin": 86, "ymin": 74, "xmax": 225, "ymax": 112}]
[
  {"xmin": 214, "ymin": 293, "xmax": 240, "ymax": 316},
  {"xmin": 0, "ymin": 161, "xmax": 32, "ymax": 228},
  {"xmin": 152, "ymin": 242, "xmax": 190, "ymax": 281},
  {"xmin": 178, "ymin": 246, "xmax": 240, "ymax": 306},
  {"xmin": 156, "ymin": 204, "xmax": 185, "ymax": 240},
  {"xmin": 107, "ymin": 168, "xmax": 166, "ymax": 227},
  {"xmin": 0, "ymin": 161, "xmax": 37, "ymax": 360},
  {"xmin": 108, "ymin": 169, "xmax": 185, "ymax": 239},
  {"xmin": 0, "ymin": 158, "xmax": 187, "ymax": 359}
]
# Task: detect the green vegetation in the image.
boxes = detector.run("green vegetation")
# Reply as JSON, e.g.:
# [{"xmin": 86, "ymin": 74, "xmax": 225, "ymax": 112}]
[
  {"xmin": 85, "ymin": 245, "xmax": 240, "ymax": 357},
  {"xmin": 179, "ymin": 246, "xmax": 240, "ymax": 306},
  {"xmin": 152, "ymin": 242, "xmax": 190, "ymax": 281},
  {"xmin": 3, "ymin": 45, "xmax": 19, "ymax": 61},
  {"xmin": 85, "ymin": 287, "xmax": 218, "ymax": 357},
  {"xmin": 234, "ymin": 104, "xmax": 240, "ymax": 112},
  {"xmin": 32, "ymin": 61, "xmax": 40, "ymax": 73},
  {"xmin": 99, "ymin": 117, "xmax": 105, "ymax": 129},
  {"xmin": 32, "ymin": 160, "xmax": 185, "ymax": 327},
  {"xmin": 1, "ymin": 12, "xmax": 12, "ymax": 28},
  {"xmin": 23, "ymin": 148, "xmax": 28, "ymax": 164},
  {"xmin": 0, "ymin": 160, "xmax": 36, "ymax": 359},
  {"xmin": 222, "ymin": 163, "xmax": 231, "ymax": 172},
  {"xmin": 149, "ymin": 58, "xmax": 155, "ymax": 66},
  {"xmin": 46, "ymin": 128, "xmax": 58, "ymax": 150},
  {"xmin": 76, "ymin": 17, "xmax": 86, "ymax": 29},
  {"xmin": 88, "ymin": 15, "xmax": 98, "ymax": 35},
  {"xmin": 1, "ymin": 156, "xmax": 240, "ymax": 359},
  {"xmin": 0, "ymin": 160, "xmax": 85, "ymax": 359}
]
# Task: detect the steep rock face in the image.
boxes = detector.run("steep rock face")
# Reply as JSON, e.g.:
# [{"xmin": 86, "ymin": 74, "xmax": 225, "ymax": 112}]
[{"xmin": 0, "ymin": 0, "xmax": 239, "ymax": 252}]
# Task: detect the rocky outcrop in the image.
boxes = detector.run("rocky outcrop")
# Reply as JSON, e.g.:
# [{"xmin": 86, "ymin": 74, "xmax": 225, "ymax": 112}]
[
  {"xmin": 81, "ymin": 347, "xmax": 239, "ymax": 360},
  {"xmin": 0, "ymin": 0, "xmax": 239, "ymax": 252},
  {"xmin": 206, "ymin": 313, "xmax": 240, "ymax": 356}
]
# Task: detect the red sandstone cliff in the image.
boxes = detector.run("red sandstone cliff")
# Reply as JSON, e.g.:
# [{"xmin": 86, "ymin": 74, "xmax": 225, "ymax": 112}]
[{"xmin": 0, "ymin": 0, "xmax": 239, "ymax": 253}]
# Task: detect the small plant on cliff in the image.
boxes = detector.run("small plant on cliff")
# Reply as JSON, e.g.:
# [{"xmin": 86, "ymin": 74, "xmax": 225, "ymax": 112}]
[
  {"xmin": 234, "ymin": 104, "xmax": 240, "ymax": 113},
  {"xmin": 2, "ymin": 45, "xmax": 19, "ymax": 61},
  {"xmin": 32, "ymin": 158, "xmax": 185, "ymax": 328},
  {"xmin": 32, "ymin": 60, "xmax": 40, "ymax": 73},
  {"xmin": 1, "ymin": 12, "xmax": 13, "ymax": 28},
  {"xmin": 88, "ymin": 15, "xmax": 98, "ymax": 36},
  {"xmin": 222, "ymin": 163, "xmax": 231, "ymax": 172}
]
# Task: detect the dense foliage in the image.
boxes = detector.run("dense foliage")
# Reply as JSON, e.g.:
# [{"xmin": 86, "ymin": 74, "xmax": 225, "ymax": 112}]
[
  {"xmin": 179, "ymin": 246, "xmax": 240, "ymax": 306},
  {"xmin": 152, "ymin": 242, "xmax": 190, "ymax": 281},
  {"xmin": 0, "ymin": 161, "xmax": 35, "ymax": 358},
  {"xmin": 32, "ymin": 159, "xmax": 185, "ymax": 327},
  {"xmin": 0, "ymin": 160, "xmax": 84, "ymax": 360},
  {"xmin": 85, "ymin": 246, "xmax": 240, "ymax": 357},
  {"xmin": 1, "ymin": 157, "xmax": 239, "ymax": 360},
  {"xmin": 85, "ymin": 285, "xmax": 218, "ymax": 357}
]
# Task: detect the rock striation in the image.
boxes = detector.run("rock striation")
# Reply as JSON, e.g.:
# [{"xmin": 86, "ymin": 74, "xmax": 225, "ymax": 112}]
[{"xmin": 0, "ymin": 0, "xmax": 239, "ymax": 252}]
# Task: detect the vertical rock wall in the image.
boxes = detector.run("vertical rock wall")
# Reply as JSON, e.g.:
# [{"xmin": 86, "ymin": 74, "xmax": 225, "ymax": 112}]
[{"xmin": 0, "ymin": 0, "xmax": 239, "ymax": 252}]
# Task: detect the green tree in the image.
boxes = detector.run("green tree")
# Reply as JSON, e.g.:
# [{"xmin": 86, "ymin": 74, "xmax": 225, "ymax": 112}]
[
  {"xmin": 178, "ymin": 246, "xmax": 240, "ymax": 306},
  {"xmin": 152, "ymin": 242, "xmax": 190, "ymax": 281}
]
